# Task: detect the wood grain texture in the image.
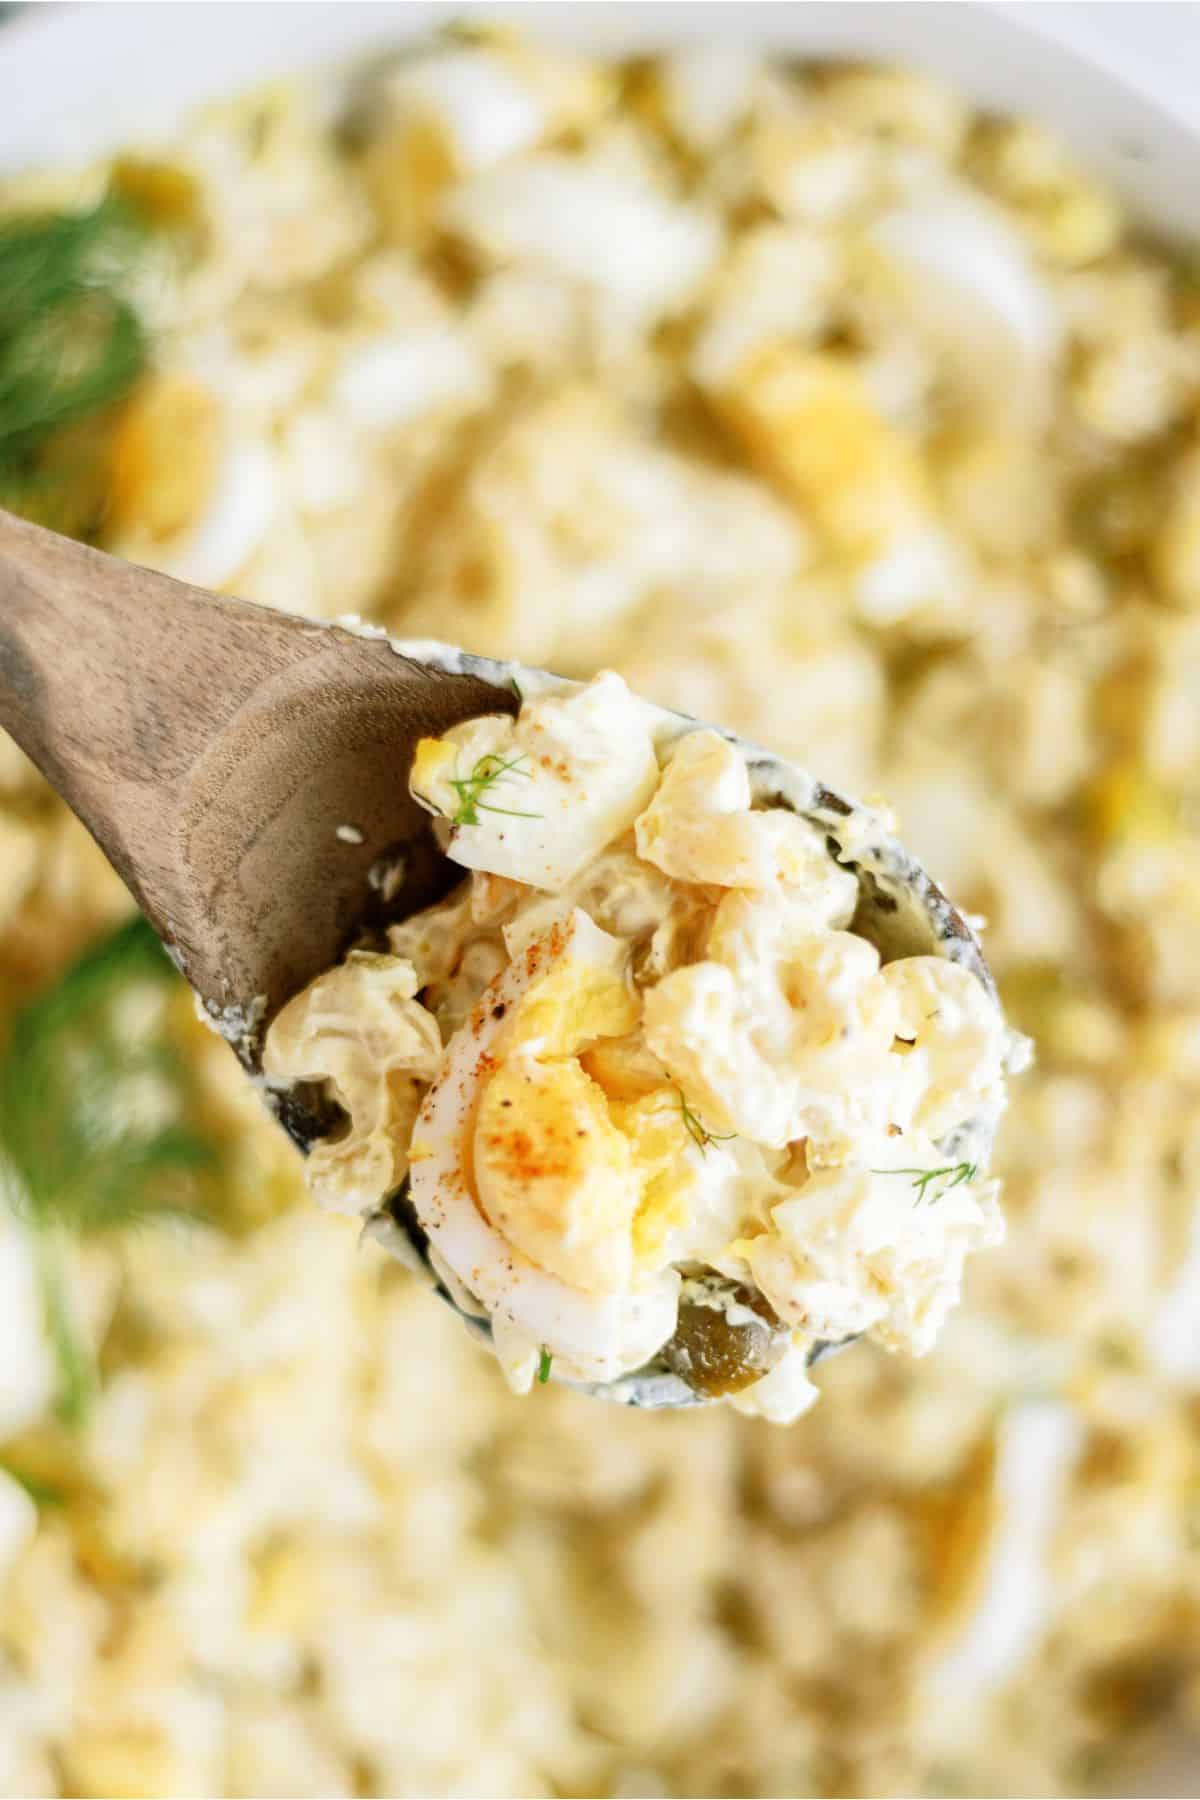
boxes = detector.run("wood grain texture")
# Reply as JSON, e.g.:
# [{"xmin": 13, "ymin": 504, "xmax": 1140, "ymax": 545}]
[{"xmin": 0, "ymin": 509, "xmax": 516, "ymax": 1064}]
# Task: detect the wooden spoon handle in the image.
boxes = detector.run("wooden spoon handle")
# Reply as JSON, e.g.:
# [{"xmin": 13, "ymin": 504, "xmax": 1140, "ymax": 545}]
[
  {"xmin": 0, "ymin": 507, "xmax": 309, "ymax": 813},
  {"xmin": 0, "ymin": 507, "xmax": 346, "ymax": 993},
  {"xmin": 0, "ymin": 509, "xmax": 514, "ymax": 1047}
]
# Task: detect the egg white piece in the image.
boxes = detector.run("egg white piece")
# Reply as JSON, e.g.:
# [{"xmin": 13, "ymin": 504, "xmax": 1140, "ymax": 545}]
[
  {"xmin": 162, "ymin": 436, "xmax": 281, "ymax": 591},
  {"xmin": 866, "ymin": 186, "xmax": 1060, "ymax": 431},
  {"xmin": 383, "ymin": 47, "xmax": 549, "ymax": 173},
  {"xmin": 443, "ymin": 152, "xmax": 721, "ymax": 322},
  {"xmin": 411, "ymin": 670, "xmax": 661, "ymax": 892},
  {"xmin": 408, "ymin": 908, "xmax": 679, "ymax": 1385}
]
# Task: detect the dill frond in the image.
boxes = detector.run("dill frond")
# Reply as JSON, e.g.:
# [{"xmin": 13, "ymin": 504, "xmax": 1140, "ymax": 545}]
[
  {"xmin": 0, "ymin": 197, "xmax": 150, "ymax": 533},
  {"xmin": 873, "ymin": 1162, "xmax": 978, "ymax": 1205},
  {"xmin": 448, "ymin": 752, "xmax": 541, "ymax": 828},
  {"xmin": 0, "ymin": 917, "xmax": 215, "ymax": 1424},
  {"xmin": 677, "ymin": 1088, "xmax": 736, "ymax": 1156}
]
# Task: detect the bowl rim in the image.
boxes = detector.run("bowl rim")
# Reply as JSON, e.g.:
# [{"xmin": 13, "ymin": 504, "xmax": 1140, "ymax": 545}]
[{"xmin": 1, "ymin": 2, "xmax": 1199, "ymax": 234}]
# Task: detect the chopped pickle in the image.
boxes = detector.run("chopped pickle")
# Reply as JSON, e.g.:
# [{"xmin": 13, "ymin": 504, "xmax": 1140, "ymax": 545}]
[{"xmin": 661, "ymin": 1280, "xmax": 787, "ymax": 1397}]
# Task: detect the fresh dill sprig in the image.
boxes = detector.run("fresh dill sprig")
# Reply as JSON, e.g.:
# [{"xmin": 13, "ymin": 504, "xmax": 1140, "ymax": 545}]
[
  {"xmin": 0, "ymin": 916, "xmax": 214, "ymax": 1426},
  {"xmin": 0, "ymin": 201, "xmax": 147, "ymax": 447},
  {"xmin": 448, "ymin": 752, "xmax": 541, "ymax": 828},
  {"xmin": 0, "ymin": 197, "xmax": 150, "ymax": 531},
  {"xmin": 873, "ymin": 1162, "xmax": 978, "ymax": 1206},
  {"xmin": 677, "ymin": 1088, "xmax": 736, "ymax": 1157},
  {"xmin": 0, "ymin": 916, "xmax": 211, "ymax": 1232},
  {"xmin": 0, "ymin": 1461, "xmax": 66, "ymax": 1511},
  {"xmin": 537, "ymin": 1347, "xmax": 553, "ymax": 1385}
]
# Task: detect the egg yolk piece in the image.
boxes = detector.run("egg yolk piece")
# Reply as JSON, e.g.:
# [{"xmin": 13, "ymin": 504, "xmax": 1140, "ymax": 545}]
[
  {"xmin": 611, "ymin": 1089, "xmax": 695, "ymax": 1264},
  {"xmin": 498, "ymin": 936, "xmax": 639, "ymax": 1058},
  {"xmin": 474, "ymin": 1055, "xmax": 640, "ymax": 1293}
]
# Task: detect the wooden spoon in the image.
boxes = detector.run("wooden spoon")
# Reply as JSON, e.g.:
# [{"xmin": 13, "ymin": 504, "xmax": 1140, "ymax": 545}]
[
  {"xmin": 0, "ymin": 504, "xmax": 994, "ymax": 1148},
  {"xmin": 0, "ymin": 508, "xmax": 1004, "ymax": 1406},
  {"xmin": 0, "ymin": 507, "xmax": 517, "ymax": 1140}
]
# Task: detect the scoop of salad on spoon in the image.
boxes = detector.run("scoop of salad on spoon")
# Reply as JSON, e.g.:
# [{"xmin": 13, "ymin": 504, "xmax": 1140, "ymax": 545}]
[{"xmin": 0, "ymin": 508, "xmax": 1028, "ymax": 1418}]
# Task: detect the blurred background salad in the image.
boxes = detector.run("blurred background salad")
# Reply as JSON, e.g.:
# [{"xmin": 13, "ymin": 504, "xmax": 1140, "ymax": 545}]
[{"xmin": 0, "ymin": 7, "xmax": 1199, "ymax": 1796}]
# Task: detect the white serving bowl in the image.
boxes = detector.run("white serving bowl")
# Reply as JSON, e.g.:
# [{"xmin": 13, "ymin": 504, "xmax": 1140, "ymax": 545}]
[
  {"xmin": 1, "ymin": 0, "xmax": 1200, "ymax": 243},
  {"xmin": 2, "ymin": 3, "xmax": 1197, "ymax": 1791}
]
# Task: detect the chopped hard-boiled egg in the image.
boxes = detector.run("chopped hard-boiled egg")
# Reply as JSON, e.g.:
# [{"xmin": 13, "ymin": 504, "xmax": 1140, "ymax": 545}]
[
  {"xmin": 656, "ymin": 45, "xmax": 762, "ymax": 154},
  {"xmin": 410, "ymin": 670, "xmax": 660, "ymax": 890},
  {"xmin": 106, "ymin": 370, "xmax": 284, "ymax": 596},
  {"xmin": 716, "ymin": 344, "xmax": 929, "ymax": 541},
  {"xmin": 367, "ymin": 41, "xmax": 607, "ymax": 191},
  {"xmin": 471, "ymin": 909, "xmax": 641, "ymax": 1295},
  {"xmin": 407, "ymin": 906, "xmax": 678, "ymax": 1385},
  {"xmin": 864, "ymin": 186, "xmax": 1060, "ymax": 433},
  {"xmin": 475, "ymin": 1053, "xmax": 640, "ymax": 1294},
  {"xmin": 270, "ymin": 670, "xmax": 1021, "ymax": 1411},
  {"xmin": 714, "ymin": 344, "xmax": 966, "ymax": 630},
  {"xmin": 442, "ymin": 152, "xmax": 721, "ymax": 321},
  {"xmin": 380, "ymin": 48, "xmax": 551, "ymax": 177}
]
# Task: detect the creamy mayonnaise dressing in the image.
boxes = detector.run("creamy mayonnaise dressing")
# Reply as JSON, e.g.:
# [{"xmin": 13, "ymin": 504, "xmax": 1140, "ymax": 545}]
[{"xmin": 266, "ymin": 657, "xmax": 1026, "ymax": 1415}]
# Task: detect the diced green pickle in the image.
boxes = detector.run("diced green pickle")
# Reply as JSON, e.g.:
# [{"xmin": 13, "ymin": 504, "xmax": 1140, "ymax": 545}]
[{"xmin": 661, "ymin": 1285, "xmax": 784, "ymax": 1398}]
